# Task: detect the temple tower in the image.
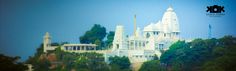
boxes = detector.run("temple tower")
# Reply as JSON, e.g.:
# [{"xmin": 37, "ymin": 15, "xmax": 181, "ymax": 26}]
[
  {"xmin": 112, "ymin": 25, "xmax": 127, "ymax": 51},
  {"xmin": 133, "ymin": 15, "xmax": 137, "ymax": 37},
  {"xmin": 43, "ymin": 32, "xmax": 51, "ymax": 53}
]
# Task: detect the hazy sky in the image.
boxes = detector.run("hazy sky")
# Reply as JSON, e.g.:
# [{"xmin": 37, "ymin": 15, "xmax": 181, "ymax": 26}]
[{"xmin": 0, "ymin": 0, "xmax": 236, "ymax": 61}]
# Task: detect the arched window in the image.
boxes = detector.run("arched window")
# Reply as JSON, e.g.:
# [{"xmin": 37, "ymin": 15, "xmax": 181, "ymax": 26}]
[
  {"xmin": 116, "ymin": 44, "xmax": 119, "ymax": 49},
  {"xmin": 146, "ymin": 33, "xmax": 150, "ymax": 38}
]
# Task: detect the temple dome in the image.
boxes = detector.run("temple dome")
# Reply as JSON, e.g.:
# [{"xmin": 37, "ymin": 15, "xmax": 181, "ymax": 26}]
[{"xmin": 162, "ymin": 6, "xmax": 179, "ymax": 33}]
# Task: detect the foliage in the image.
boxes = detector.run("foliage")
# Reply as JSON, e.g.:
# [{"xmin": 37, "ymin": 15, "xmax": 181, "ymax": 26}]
[
  {"xmin": 0, "ymin": 54, "xmax": 28, "ymax": 71},
  {"xmin": 95, "ymin": 39, "xmax": 102, "ymax": 49},
  {"xmin": 54, "ymin": 49, "xmax": 110, "ymax": 71},
  {"xmin": 74, "ymin": 53, "xmax": 110, "ymax": 71},
  {"xmin": 109, "ymin": 56, "xmax": 131, "ymax": 71},
  {"xmin": 25, "ymin": 44, "xmax": 51, "ymax": 71},
  {"xmin": 79, "ymin": 24, "xmax": 107, "ymax": 49},
  {"xmin": 79, "ymin": 24, "xmax": 115, "ymax": 50},
  {"xmin": 105, "ymin": 31, "xmax": 115, "ymax": 49},
  {"xmin": 139, "ymin": 60, "xmax": 164, "ymax": 71},
  {"xmin": 202, "ymin": 36, "xmax": 236, "ymax": 71},
  {"xmin": 160, "ymin": 36, "xmax": 236, "ymax": 71}
]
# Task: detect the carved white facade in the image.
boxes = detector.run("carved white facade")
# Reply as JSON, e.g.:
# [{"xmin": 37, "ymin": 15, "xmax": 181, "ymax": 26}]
[
  {"xmin": 107, "ymin": 6, "xmax": 180, "ymax": 63},
  {"xmin": 42, "ymin": 6, "xmax": 180, "ymax": 63}
]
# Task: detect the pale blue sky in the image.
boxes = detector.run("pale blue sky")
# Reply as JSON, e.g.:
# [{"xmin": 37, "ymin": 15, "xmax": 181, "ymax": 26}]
[{"xmin": 0, "ymin": 0, "xmax": 236, "ymax": 61}]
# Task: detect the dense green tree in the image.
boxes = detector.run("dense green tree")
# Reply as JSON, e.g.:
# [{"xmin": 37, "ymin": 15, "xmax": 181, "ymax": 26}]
[
  {"xmin": 202, "ymin": 36, "xmax": 236, "ymax": 71},
  {"xmin": 0, "ymin": 54, "xmax": 28, "ymax": 71},
  {"xmin": 72, "ymin": 52, "xmax": 109, "ymax": 71},
  {"xmin": 109, "ymin": 56, "xmax": 131, "ymax": 70},
  {"xmin": 139, "ymin": 60, "xmax": 164, "ymax": 71},
  {"xmin": 95, "ymin": 39, "xmax": 102, "ymax": 49},
  {"xmin": 110, "ymin": 64, "xmax": 122, "ymax": 71},
  {"xmin": 160, "ymin": 41, "xmax": 190, "ymax": 71},
  {"xmin": 79, "ymin": 24, "xmax": 107, "ymax": 45},
  {"xmin": 160, "ymin": 36, "xmax": 236, "ymax": 71},
  {"xmin": 105, "ymin": 31, "xmax": 115, "ymax": 48}
]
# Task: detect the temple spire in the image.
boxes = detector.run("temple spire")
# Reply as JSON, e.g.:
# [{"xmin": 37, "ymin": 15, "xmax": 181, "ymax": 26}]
[
  {"xmin": 167, "ymin": 5, "xmax": 174, "ymax": 11},
  {"xmin": 133, "ymin": 14, "xmax": 137, "ymax": 36}
]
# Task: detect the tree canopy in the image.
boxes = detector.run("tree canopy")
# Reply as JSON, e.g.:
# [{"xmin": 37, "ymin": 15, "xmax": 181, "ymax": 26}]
[
  {"xmin": 109, "ymin": 56, "xmax": 131, "ymax": 71},
  {"xmin": 79, "ymin": 24, "xmax": 116, "ymax": 50},
  {"xmin": 159, "ymin": 36, "xmax": 236, "ymax": 71},
  {"xmin": 79, "ymin": 24, "xmax": 107, "ymax": 46},
  {"xmin": 139, "ymin": 35, "xmax": 236, "ymax": 71},
  {"xmin": 105, "ymin": 31, "xmax": 115, "ymax": 48},
  {"xmin": 139, "ymin": 60, "xmax": 164, "ymax": 71},
  {"xmin": 0, "ymin": 54, "xmax": 28, "ymax": 71}
]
